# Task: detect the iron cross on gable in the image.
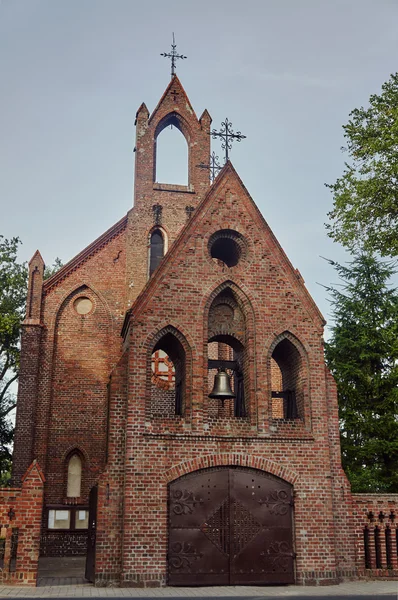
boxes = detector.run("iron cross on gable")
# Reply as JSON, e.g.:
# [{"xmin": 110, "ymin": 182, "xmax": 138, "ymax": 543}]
[
  {"xmin": 210, "ymin": 118, "xmax": 246, "ymax": 163},
  {"xmin": 161, "ymin": 33, "xmax": 187, "ymax": 79},
  {"xmin": 170, "ymin": 88, "xmax": 179, "ymax": 102},
  {"xmin": 197, "ymin": 151, "xmax": 223, "ymax": 183}
]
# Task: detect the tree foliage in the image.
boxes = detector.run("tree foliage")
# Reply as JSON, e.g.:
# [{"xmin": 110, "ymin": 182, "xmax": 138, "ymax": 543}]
[
  {"xmin": 0, "ymin": 236, "xmax": 27, "ymax": 485},
  {"xmin": 44, "ymin": 257, "xmax": 63, "ymax": 280},
  {"xmin": 324, "ymin": 253, "xmax": 398, "ymax": 492},
  {"xmin": 326, "ymin": 73, "xmax": 398, "ymax": 257}
]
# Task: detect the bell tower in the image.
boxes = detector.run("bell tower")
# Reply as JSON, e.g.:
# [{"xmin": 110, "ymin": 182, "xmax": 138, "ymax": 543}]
[{"xmin": 126, "ymin": 74, "xmax": 212, "ymax": 302}]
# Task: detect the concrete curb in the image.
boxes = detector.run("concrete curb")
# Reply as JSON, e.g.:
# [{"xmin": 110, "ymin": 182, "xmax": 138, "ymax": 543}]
[{"xmin": 0, "ymin": 580, "xmax": 396, "ymax": 597}]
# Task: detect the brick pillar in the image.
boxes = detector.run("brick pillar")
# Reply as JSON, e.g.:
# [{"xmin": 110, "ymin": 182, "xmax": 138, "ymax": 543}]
[
  {"xmin": 95, "ymin": 351, "xmax": 128, "ymax": 585},
  {"xmin": 16, "ymin": 461, "xmax": 45, "ymax": 585},
  {"xmin": 12, "ymin": 251, "xmax": 44, "ymax": 485}
]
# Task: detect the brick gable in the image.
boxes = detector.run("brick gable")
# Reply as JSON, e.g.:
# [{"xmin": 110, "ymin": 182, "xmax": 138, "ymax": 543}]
[{"xmin": 8, "ymin": 75, "xmax": 395, "ymax": 588}]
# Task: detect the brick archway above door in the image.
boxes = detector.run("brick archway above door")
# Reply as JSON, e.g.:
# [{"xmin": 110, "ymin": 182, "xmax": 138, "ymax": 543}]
[
  {"xmin": 168, "ymin": 467, "xmax": 295, "ymax": 586},
  {"xmin": 164, "ymin": 453, "xmax": 299, "ymax": 485}
]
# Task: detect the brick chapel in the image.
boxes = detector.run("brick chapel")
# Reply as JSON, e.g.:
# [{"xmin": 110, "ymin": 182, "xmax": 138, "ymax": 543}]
[{"xmin": 7, "ymin": 73, "xmax": 397, "ymax": 587}]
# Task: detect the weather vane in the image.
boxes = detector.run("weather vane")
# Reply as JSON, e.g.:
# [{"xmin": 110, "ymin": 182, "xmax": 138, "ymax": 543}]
[
  {"xmin": 197, "ymin": 152, "xmax": 223, "ymax": 183},
  {"xmin": 210, "ymin": 118, "xmax": 246, "ymax": 163},
  {"xmin": 161, "ymin": 33, "xmax": 187, "ymax": 79}
]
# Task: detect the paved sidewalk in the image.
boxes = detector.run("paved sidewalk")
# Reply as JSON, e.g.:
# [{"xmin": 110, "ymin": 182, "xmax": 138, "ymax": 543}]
[{"xmin": 0, "ymin": 580, "xmax": 396, "ymax": 598}]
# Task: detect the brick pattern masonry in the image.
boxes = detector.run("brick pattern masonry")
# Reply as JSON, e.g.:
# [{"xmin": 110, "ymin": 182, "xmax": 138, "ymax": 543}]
[{"xmin": 5, "ymin": 75, "xmax": 397, "ymax": 587}]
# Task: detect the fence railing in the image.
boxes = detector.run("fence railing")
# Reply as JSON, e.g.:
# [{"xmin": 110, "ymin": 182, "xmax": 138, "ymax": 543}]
[
  {"xmin": 363, "ymin": 524, "xmax": 397, "ymax": 570},
  {"xmin": 40, "ymin": 530, "xmax": 88, "ymax": 557}
]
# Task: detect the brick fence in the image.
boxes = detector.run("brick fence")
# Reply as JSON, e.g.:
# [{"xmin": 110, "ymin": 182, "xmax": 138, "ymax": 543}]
[
  {"xmin": 0, "ymin": 461, "xmax": 44, "ymax": 586},
  {"xmin": 352, "ymin": 493, "xmax": 398, "ymax": 579}
]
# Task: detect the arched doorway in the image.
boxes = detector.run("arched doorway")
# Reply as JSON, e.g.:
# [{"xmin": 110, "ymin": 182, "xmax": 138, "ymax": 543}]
[{"xmin": 168, "ymin": 467, "xmax": 294, "ymax": 586}]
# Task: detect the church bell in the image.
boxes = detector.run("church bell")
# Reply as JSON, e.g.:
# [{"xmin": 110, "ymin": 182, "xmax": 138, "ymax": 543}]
[{"xmin": 209, "ymin": 368, "xmax": 235, "ymax": 403}]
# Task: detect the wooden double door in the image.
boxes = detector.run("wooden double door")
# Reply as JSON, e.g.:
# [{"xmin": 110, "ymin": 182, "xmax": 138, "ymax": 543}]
[{"xmin": 168, "ymin": 467, "xmax": 295, "ymax": 586}]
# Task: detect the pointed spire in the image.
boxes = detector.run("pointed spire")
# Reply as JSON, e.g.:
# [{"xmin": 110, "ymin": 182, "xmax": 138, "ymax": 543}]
[
  {"xmin": 135, "ymin": 103, "xmax": 149, "ymax": 126},
  {"xmin": 26, "ymin": 250, "xmax": 45, "ymax": 322},
  {"xmin": 199, "ymin": 109, "xmax": 212, "ymax": 129},
  {"xmin": 28, "ymin": 249, "xmax": 44, "ymax": 267}
]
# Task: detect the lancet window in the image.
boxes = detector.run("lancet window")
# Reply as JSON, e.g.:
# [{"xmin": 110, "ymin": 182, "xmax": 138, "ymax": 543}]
[
  {"xmin": 155, "ymin": 114, "xmax": 189, "ymax": 185},
  {"xmin": 150, "ymin": 331, "xmax": 186, "ymax": 418},
  {"xmin": 149, "ymin": 229, "xmax": 164, "ymax": 276},
  {"xmin": 207, "ymin": 287, "xmax": 247, "ymax": 419},
  {"xmin": 67, "ymin": 453, "xmax": 82, "ymax": 498},
  {"xmin": 270, "ymin": 335, "xmax": 306, "ymax": 420}
]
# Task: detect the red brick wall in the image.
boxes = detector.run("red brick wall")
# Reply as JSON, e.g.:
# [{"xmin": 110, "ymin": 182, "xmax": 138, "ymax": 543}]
[
  {"xmin": 0, "ymin": 461, "xmax": 44, "ymax": 586},
  {"xmin": 12, "ymin": 77, "xmax": 396, "ymax": 589},
  {"xmin": 351, "ymin": 494, "xmax": 398, "ymax": 576},
  {"xmin": 126, "ymin": 75, "xmax": 211, "ymax": 307},
  {"xmin": 94, "ymin": 166, "xmax": 359, "ymax": 586},
  {"xmin": 150, "ymin": 384, "xmax": 176, "ymax": 418},
  {"xmin": 45, "ymin": 285, "xmax": 112, "ymax": 503},
  {"xmin": 13, "ymin": 76, "xmax": 210, "ymax": 507},
  {"xmin": 13, "ymin": 221, "xmax": 127, "ymax": 510},
  {"xmin": 95, "ymin": 352, "xmax": 128, "ymax": 582}
]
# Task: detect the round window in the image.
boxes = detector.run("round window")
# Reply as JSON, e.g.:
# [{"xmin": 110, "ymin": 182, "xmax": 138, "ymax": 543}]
[
  {"xmin": 73, "ymin": 297, "xmax": 93, "ymax": 315},
  {"xmin": 208, "ymin": 229, "xmax": 247, "ymax": 268}
]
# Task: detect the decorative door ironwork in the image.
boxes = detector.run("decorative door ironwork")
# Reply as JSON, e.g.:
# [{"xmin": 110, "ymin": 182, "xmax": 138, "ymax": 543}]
[
  {"xmin": 85, "ymin": 484, "xmax": 98, "ymax": 583},
  {"xmin": 168, "ymin": 467, "xmax": 294, "ymax": 586}
]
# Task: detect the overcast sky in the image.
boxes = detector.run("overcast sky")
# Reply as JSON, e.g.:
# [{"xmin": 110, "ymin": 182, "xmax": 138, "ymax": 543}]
[{"xmin": 1, "ymin": 0, "xmax": 397, "ymax": 332}]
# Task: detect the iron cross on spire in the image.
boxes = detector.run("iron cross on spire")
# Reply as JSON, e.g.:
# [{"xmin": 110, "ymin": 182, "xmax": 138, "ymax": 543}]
[
  {"xmin": 197, "ymin": 152, "xmax": 223, "ymax": 183},
  {"xmin": 210, "ymin": 118, "xmax": 246, "ymax": 163},
  {"xmin": 160, "ymin": 33, "xmax": 187, "ymax": 79}
]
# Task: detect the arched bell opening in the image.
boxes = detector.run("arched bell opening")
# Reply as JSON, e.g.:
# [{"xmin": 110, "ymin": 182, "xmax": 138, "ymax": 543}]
[
  {"xmin": 154, "ymin": 113, "xmax": 190, "ymax": 186},
  {"xmin": 270, "ymin": 336, "xmax": 307, "ymax": 420},
  {"xmin": 206, "ymin": 285, "xmax": 248, "ymax": 419},
  {"xmin": 150, "ymin": 332, "xmax": 186, "ymax": 418},
  {"xmin": 207, "ymin": 335, "xmax": 246, "ymax": 419}
]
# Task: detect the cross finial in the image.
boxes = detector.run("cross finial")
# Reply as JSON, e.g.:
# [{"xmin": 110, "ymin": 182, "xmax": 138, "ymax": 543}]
[
  {"xmin": 210, "ymin": 118, "xmax": 246, "ymax": 163},
  {"xmin": 160, "ymin": 33, "xmax": 187, "ymax": 79},
  {"xmin": 197, "ymin": 152, "xmax": 223, "ymax": 183}
]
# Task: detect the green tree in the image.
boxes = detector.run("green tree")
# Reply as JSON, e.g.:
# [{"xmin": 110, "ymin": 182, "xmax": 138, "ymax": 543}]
[
  {"xmin": 0, "ymin": 236, "xmax": 28, "ymax": 485},
  {"xmin": 324, "ymin": 253, "xmax": 398, "ymax": 492},
  {"xmin": 326, "ymin": 73, "xmax": 398, "ymax": 257},
  {"xmin": 44, "ymin": 256, "xmax": 63, "ymax": 280}
]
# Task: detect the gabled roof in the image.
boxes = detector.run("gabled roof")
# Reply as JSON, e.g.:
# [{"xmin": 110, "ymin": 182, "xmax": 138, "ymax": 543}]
[
  {"xmin": 43, "ymin": 214, "xmax": 127, "ymax": 293},
  {"xmin": 148, "ymin": 74, "xmax": 198, "ymax": 125},
  {"xmin": 127, "ymin": 161, "xmax": 325, "ymax": 330},
  {"xmin": 22, "ymin": 459, "xmax": 46, "ymax": 484}
]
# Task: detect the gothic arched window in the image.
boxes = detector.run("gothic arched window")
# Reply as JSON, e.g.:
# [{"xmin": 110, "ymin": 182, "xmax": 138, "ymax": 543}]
[
  {"xmin": 150, "ymin": 331, "xmax": 186, "ymax": 418},
  {"xmin": 149, "ymin": 229, "xmax": 164, "ymax": 276},
  {"xmin": 155, "ymin": 118, "xmax": 189, "ymax": 185},
  {"xmin": 207, "ymin": 287, "xmax": 247, "ymax": 419},
  {"xmin": 67, "ymin": 454, "xmax": 82, "ymax": 498},
  {"xmin": 271, "ymin": 336, "xmax": 306, "ymax": 420}
]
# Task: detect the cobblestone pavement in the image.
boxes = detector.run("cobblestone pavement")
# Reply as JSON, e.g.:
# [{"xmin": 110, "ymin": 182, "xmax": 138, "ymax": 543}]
[{"xmin": 0, "ymin": 580, "xmax": 396, "ymax": 598}]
